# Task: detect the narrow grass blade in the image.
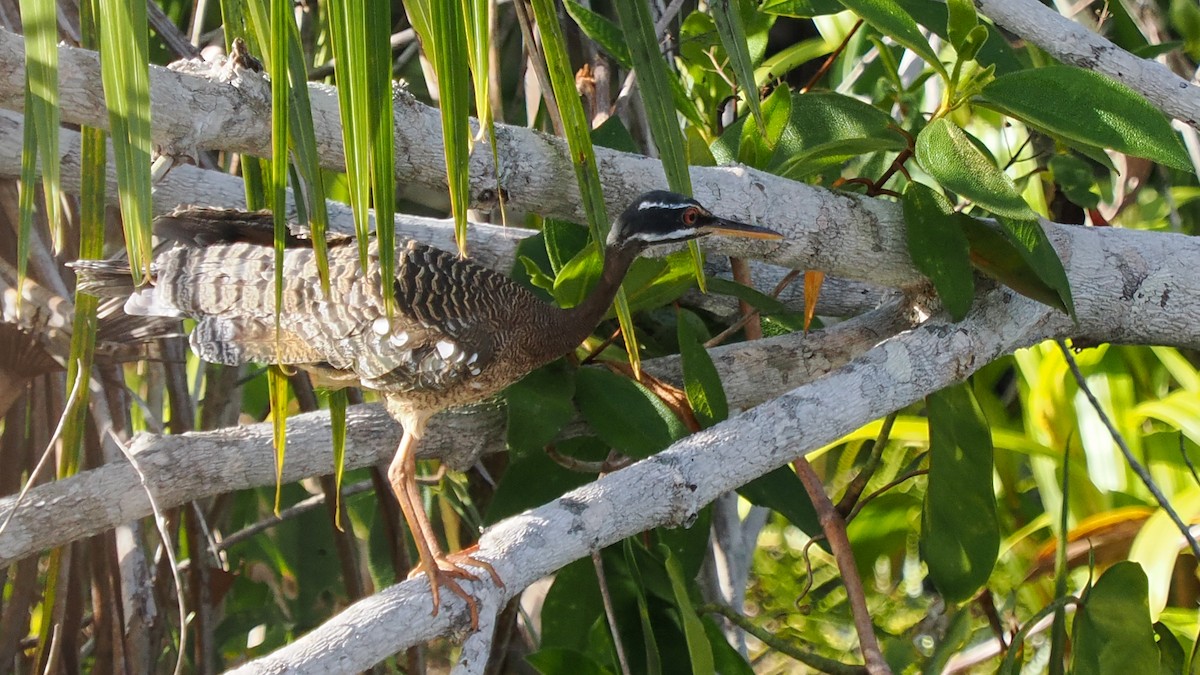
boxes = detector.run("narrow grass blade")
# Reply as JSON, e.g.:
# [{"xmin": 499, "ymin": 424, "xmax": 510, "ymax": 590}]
[
  {"xmin": 328, "ymin": 389, "xmax": 348, "ymax": 530},
  {"xmin": 425, "ymin": 0, "xmax": 473, "ymax": 254},
  {"xmin": 19, "ymin": 0, "xmax": 62, "ymax": 251},
  {"xmin": 529, "ymin": 0, "xmax": 641, "ymax": 376},
  {"xmin": 98, "ymin": 0, "xmax": 153, "ymax": 280},
  {"xmin": 268, "ymin": 366, "xmax": 289, "ymax": 514},
  {"xmin": 711, "ymin": 0, "xmax": 765, "ymax": 133},
  {"xmin": 613, "ymin": 0, "xmax": 706, "ymax": 289},
  {"xmin": 16, "ymin": 96, "xmax": 36, "ymax": 308},
  {"xmin": 269, "ymin": 0, "xmax": 290, "ymax": 511},
  {"xmin": 328, "ymin": 0, "xmax": 374, "ymax": 269},
  {"xmin": 367, "ymin": 0, "xmax": 396, "ymax": 313}
]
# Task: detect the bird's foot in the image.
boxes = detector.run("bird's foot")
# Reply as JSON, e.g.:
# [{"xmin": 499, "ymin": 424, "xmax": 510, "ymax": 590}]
[
  {"xmin": 409, "ymin": 553, "xmax": 499, "ymax": 630},
  {"xmin": 447, "ymin": 544, "xmax": 504, "ymax": 588}
]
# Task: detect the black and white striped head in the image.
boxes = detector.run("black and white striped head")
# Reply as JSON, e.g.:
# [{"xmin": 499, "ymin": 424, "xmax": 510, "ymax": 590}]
[{"xmin": 608, "ymin": 191, "xmax": 782, "ymax": 251}]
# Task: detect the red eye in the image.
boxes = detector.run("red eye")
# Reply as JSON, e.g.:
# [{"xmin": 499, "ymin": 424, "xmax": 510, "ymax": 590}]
[{"xmin": 682, "ymin": 208, "xmax": 699, "ymax": 225}]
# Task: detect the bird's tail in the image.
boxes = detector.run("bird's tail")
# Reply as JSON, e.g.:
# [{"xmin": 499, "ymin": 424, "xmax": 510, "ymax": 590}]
[{"xmin": 70, "ymin": 259, "xmax": 139, "ymax": 299}]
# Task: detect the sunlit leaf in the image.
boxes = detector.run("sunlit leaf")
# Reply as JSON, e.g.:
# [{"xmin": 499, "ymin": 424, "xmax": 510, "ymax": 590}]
[
  {"xmin": 837, "ymin": 0, "xmax": 946, "ymax": 76},
  {"xmin": 980, "ymin": 67, "xmax": 1191, "ymax": 172}
]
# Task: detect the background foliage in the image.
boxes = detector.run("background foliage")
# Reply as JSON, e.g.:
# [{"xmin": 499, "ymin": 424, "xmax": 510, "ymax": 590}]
[{"xmin": 1, "ymin": 0, "xmax": 1199, "ymax": 673}]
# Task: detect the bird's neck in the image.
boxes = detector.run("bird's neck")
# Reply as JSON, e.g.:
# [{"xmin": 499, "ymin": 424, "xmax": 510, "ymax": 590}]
[{"xmin": 549, "ymin": 244, "xmax": 639, "ymax": 356}]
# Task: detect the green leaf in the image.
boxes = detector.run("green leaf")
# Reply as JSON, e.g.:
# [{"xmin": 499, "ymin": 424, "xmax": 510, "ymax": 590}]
[
  {"xmin": 945, "ymin": 0, "xmax": 977, "ymax": 51},
  {"xmin": 738, "ymin": 84, "xmax": 792, "ymax": 168},
  {"xmin": 1049, "ymin": 155, "xmax": 1100, "ymax": 209},
  {"xmin": 487, "ymin": 436, "xmax": 604, "ymax": 524},
  {"xmin": 1071, "ymin": 562, "xmax": 1160, "ymax": 675},
  {"xmin": 19, "ymin": 0, "xmax": 62, "ymax": 252},
  {"xmin": 760, "ymin": 0, "xmax": 845, "ymax": 18},
  {"xmin": 543, "ymin": 218, "xmax": 590, "ymax": 276},
  {"xmin": 677, "ymin": 309, "xmax": 728, "ymax": 428},
  {"xmin": 661, "ymin": 545, "xmax": 714, "ymax": 675},
  {"xmin": 995, "ymin": 216, "xmax": 1074, "ymax": 317},
  {"xmin": 1155, "ymin": 623, "xmax": 1185, "ymax": 675},
  {"xmin": 623, "ymin": 541, "xmax": 664, "ymax": 675},
  {"xmin": 921, "ymin": 383, "xmax": 999, "ymax": 604},
  {"xmin": 267, "ymin": 365, "xmax": 290, "ymax": 514},
  {"xmin": 62, "ymin": 0, "xmax": 105, "ymax": 484},
  {"xmin": 959, "ymin": 217, "xmax": 1070, "ymax": 313},
  {"xmin": 902, "ymin": 182, "xmax": 974, "ymax": 320},
  {"xmin": 621, "ymin": 252, "xmax": 697, "ymax": 315},
  {"xmin": 738, "ymin": 466, "xmax": 821, "ymax": 536},
  {"xmin": 771, "ymin": 92, "xmax": 907, "ymax": 179},
  {"xmin": 564, "ymin": 0, "xmax": 631, "ymax": 67},
  {"xmin": 916, "ymin": 118, "xmax": 1036, "ymax": 220},
  {"xmin": 411, "ymin": 0, "xmax": 473, "ymax": 254},
  {"xmin": 554, "ymin": 241, "xmax": 603, "ymax": 309},
  {"xmin": 575, "ymin": 368, "xmax": 686, "ymax": 458},
  {"xmin": 954, "ymin": 24, "xmax": 989, "ymax": 65},
  {"xmin": 837, "ymin": 0, "xmax": 946, "ymax": 77},
  {"xmin": 980, "ymin": 67, "xmax": 1191, "ymax": 172},
  {"xmin": 755, "ymin": 37, "xmax": 834, "ymax": 84},
  {"xmin": 541, "ymin": 558, "xmax": 605, "ymax": 651},
  {"xmin": 506, "ymin": 362, "xmax": 577, "ymax": 453},
  {"xmin": 703, "ymin": 618, "xmax": 755, "ymax": 675},
  {"xmin": 711, "ymin": 0, "xmax": 766, "ymax": 132},
  {"xmin": 705, "ymin": 277, "xmax": 808, "ymax": 332}
]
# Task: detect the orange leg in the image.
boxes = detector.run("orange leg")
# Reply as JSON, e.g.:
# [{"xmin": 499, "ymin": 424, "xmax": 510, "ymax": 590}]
[{"xmin": 387, "ymin": 430, "xmax": 500, "ymax": 629}]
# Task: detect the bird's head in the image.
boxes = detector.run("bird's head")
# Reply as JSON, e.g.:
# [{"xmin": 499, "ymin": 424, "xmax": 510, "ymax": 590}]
[{"xmin": 607, "ymin": 191, "xmax": 783, "ymax": 253}]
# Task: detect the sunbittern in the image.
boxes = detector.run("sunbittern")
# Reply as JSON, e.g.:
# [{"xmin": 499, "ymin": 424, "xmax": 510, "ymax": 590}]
[{"xmin": 74, "ymin": 191, "xmax": 783, "ymax": 625}]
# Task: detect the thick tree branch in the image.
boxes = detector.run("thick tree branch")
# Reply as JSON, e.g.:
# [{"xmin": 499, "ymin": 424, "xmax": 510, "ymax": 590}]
[{"xmin": 0, "ymin": 28, "xmax": 915, "ymax": 287}]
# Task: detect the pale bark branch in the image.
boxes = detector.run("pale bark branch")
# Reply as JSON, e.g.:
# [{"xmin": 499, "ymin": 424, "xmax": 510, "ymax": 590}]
[
  {"xmin": 0, "ymin": 28, "xmax": 915, "ymax": 287},
  {"xmin": 0, "ymin": 12, "xmax": 1197, "ymax": 671}
]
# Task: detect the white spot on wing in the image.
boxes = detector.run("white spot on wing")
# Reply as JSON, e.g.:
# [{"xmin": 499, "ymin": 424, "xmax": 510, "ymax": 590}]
[
  {"xmin": 389, "ymin": 330, "xmax": 409, "ymax": 347},
  {"xmin": 372, "ymin": 317, "xmax": 390, "ymax": 335},
  {"xmin": 435, "ymin": 340, "xmax": 456, "ymax": 359}
]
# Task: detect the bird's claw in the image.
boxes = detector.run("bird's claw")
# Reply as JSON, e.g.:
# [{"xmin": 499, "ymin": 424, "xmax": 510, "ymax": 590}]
[{"xmin": 409, "ymin": 550, "xmax": 502, "ymax": 630}]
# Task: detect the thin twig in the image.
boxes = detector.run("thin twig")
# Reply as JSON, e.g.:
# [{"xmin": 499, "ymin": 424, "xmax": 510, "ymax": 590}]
[
  {"xmin": 793, "ymin": 458, "xmax": 892, "ymax": 675},
  {"xmin": 698, "ymin": 603, "xmax": 868, "ymax": 675},
  {"xmin": 105, "ymin": 428, "xmax": 188, "ymax": 675},
  {"xmin": 835, "ymin": 412, "xmax": 898, "ymax": 515},
  {"xmin": 845, "ymin": 469, "xmax": 928, "ymax": 524},
  {"xmin": 1178, "ymin": 434, "xmax": 1200, "ymax": 487},
  {"xmin": 799, "ymin": 19, "xmax": 863, "ymax": 93},
  {"xmin": 1057, "ymin": 340, "xmax": 1200, "ymax": 561},
  {"xmin": 593, "ymin": 552, "xmax": 633, "ymax": 675}
]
